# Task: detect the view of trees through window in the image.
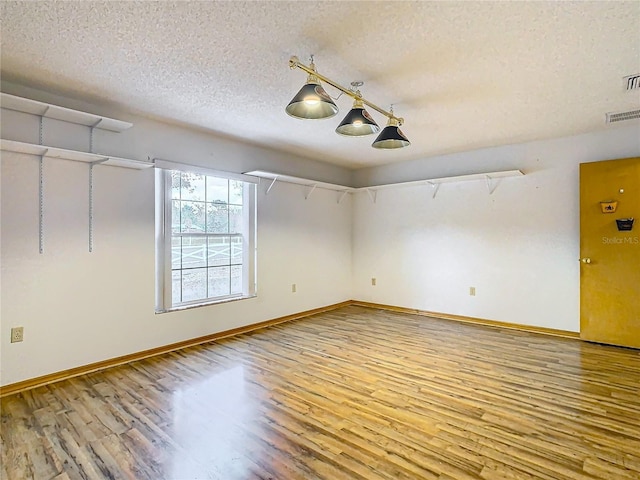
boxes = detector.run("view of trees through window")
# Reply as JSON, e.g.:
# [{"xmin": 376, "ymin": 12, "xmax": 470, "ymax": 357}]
[{"xmin": 170, "ymin": 171, "xmax": 245, "ymax": 305}]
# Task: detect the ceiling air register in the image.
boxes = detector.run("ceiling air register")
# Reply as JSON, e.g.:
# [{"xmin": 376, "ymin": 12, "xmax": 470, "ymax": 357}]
[{"xmin": 286, "ymin": 56, "xmax": 410, "ymax": 149}]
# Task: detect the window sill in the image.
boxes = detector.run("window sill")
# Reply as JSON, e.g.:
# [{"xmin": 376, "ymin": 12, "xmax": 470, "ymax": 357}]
[{"xmin": 155, "ymin": 294, "xmax": 257, "ymax": 314}]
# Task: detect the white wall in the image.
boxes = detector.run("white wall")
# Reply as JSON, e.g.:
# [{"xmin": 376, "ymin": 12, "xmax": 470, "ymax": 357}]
[
  {"xmin": 352, "ymin": 124, "xmax": 640, "ymax": 332},
  {"xmin": 2, "ymin": 80, "xmax": 639, "ymax": 386},
  {"xmin": 0, "ymin": 83, "xmax": 353, "ymax": 386}
]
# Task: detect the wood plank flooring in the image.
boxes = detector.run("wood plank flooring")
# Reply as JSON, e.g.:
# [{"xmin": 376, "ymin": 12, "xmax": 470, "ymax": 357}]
[{"xmin": 1, "ymin": 305, "xmax": 639, "ymax": 480}]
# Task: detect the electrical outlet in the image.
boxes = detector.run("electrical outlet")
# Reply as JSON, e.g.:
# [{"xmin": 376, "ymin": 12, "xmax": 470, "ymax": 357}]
[
  {"xmin": 292, "ymin": 283, "xmax": 297, "ymax": 293},
  {"xmin": 469, "ymin": 286, "xmax": 476, "ymax": 296},
  {"xmin": 371, "ymin": 278, "xmax": 377, "ymax": 286},
  {"xmin": 11, "ymin": 327, "xmax": 24, "ymax": 343}
]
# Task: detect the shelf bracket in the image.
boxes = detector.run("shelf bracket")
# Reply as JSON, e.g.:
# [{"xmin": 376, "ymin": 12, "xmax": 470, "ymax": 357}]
[
  {"xmin": 266, "ymin": 176, "xmax": 278, "ymax": 195},
  {"xmin": 428, "ymin": 181, "xmax": 440, "ymax": 199},
  {"xmin": 305, "ymin": 184, "xmax": 318, "ymax": 200},
  {"xmin": 337, "ymin": 190, "xmax": 348, "ymax": 204},
  {"xmin": 485, "ymin": 175, "xmax": 499, "ymax": 195},
  {"xmin": 89, "ymin": 119, "xmax": 103, "ymax": 154},
  {"xmin": 366, "ymin": 188, "xmax": 377, "ymax": 204}
]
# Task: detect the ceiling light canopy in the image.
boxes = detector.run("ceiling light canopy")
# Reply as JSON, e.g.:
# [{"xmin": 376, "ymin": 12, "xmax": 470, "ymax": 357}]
[{"xmin": 287, "ymin": 56, "xmax": 410, "ymax": 149}]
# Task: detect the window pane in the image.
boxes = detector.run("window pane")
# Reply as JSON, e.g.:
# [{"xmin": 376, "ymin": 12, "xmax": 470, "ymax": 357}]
[
  {"xmin": 231, "ymin": 237, "xmax": 243, "ymax": 265},
  {"xmin": 206, "ymin": 204, "xmax": 229, "ymax": 233},
  {"xmin": 171, "ymin": 200, "xmax": 181, "ymax": 234},
  {"xmin": 180, "ymin": 201, "xmax": 205, "ymax": 233},
  {"xmin": 206, "ymin": 177, "xmax": 228, "ymax": 203},
  {"xmin": 229, "ymin": 205, "xmax": 243, "ymax": 233},
  {"xmin": 181, "ymin": 236, "xmax": 207, "ymax": 269},
  {"xmin": 182, "ymin": 268, "xmax": 207, "ymax": 303},
  {"xmin": 172, "ymin": 270, "xmax": 181, "ymax": 305},
  {"xmin": 229, "ymin": 180, "xmax": 243, "ymax": 205},
  {"xmin": 208, "ymin": 237, "xmax": 230, "ymax": 266},
  {"xmin": 171, "ymin": 172, "xmax": 181, "ymax": 200},
  {"xmin": 181, "ymin": 173, "xmax": 205, "ymax": 201},
  {"xmin": 231, "ymin": 265, "xmax": 243, "ymax": 294},
  {"xmin": 208, "ymin": 266, "xmax": 230, "ymax": 297},
  {"xmin": 171, "ymin": 236, "xmax": 182, "ymax": 269}
]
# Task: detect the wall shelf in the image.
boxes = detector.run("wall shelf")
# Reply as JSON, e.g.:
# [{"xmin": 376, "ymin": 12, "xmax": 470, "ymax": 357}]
[
  {"xmin": 362, "ymin": 169, "xmax": 524, "ymax": 199},
  {"xmin": 245, "ymin": 169, "xmax": 524, "ymax": 202},
  {"xmin": 245, "ymin": 170, "xmax": 354, "ymax": 201},
  {"xmin": 363, "ymin": 170, "xmax": 524, "ymax": 190},
  {"xmin": 0, "ymin": 139, "xmax": 153, "ymax": 169},
  {"xmin": 1, "ymin": 93, "xmax": 132, "ymax": 132},
  {"xmin": 1, "ymin": 94, "xmax": 142, "ymax": 254},
  {"xmin": 245, "ymin": 170, "xmax": 354, "ymax": 192}
]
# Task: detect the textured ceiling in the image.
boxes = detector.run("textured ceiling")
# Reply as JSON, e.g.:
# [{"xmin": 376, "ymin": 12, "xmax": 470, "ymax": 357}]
[{"xmin": 1, "ymin": 1, "xmax": 639, "ymax": 169}]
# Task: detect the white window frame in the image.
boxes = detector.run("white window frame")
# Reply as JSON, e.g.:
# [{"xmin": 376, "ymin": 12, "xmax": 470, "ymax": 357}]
[{"xmin": 155, "ymin": 161, "xmax": 257, "ymax": 313}]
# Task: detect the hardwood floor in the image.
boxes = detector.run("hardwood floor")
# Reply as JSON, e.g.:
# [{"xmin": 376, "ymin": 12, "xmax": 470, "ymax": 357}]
[{"xmin": 2, "ymin": 305, "xmax": 639, "ymax": 480}]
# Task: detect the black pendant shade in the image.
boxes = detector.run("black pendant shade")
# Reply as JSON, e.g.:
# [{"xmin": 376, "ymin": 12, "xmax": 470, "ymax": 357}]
[
  {"xmin": 372, "ymin": 117, "xmax": 411, "ymax": 149},
  {"xmin": 335, "ymin": 100, "xmax": 380, "ymax": 136},
  {"xmin": 285, "ymin": 80, "xmax": 338, "ymax": 120}
]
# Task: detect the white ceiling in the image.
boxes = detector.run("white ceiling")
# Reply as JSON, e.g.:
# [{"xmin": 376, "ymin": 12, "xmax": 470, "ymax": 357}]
[{"xmin": 1, "ymin": 1, "xmax": 639, "ymax": 169}]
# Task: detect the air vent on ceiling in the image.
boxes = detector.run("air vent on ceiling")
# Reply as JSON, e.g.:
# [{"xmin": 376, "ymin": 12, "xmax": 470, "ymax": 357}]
[
  {"xmin": 606, "ymin": 109, "xmax": 640, "ymax": 124},
  {"xmin": 624, "ymin": 74, "xmax": 640, "ymax": 91}
]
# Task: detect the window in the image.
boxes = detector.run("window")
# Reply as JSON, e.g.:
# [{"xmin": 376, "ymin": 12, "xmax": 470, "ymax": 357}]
[{"xmin": 155, "ymin": 166, "xmax": 256, "ymax": 312}]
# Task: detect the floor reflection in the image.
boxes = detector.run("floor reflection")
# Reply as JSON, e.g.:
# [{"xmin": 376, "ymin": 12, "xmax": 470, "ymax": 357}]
[{"xmin": 170, "ymin": 365, "xmax": 258, "ymax": 479}]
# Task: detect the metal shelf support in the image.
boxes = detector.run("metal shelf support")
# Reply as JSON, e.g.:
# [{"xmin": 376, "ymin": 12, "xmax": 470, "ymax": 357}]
[
  {"xmin": 89, "ymin": 163, "xmax": 94, "ymax": 252},
  {"xmin": 38, "ymin": 155, "xmax": 45, "ymax": 254},
  {"xmin": 266, "ymin": 176, "xmax": 278, "ymax": 195},
  {"xmin": 88, "ymin": 159, "xmax": 107, "ymax": 252},
  {"xmin": 428, "ymin": 182, "xmax": 440, "ymax": 199},
  {"xmin": 305, "ymin": 184, "xmax": 318, "ymax": 200},
  {"xmin": 485, "ymin": 175, "xmax": 499, "ymax": 195},
  {"xmin": 90, "ymin": 125, "xmax": 96, "ymax": 154},
  {"xmin": 366, "ymin": 188, "xmax": 377, "ymax": 204},
  {"xmin": 38, "ymin": 113, "xmax": 47, "ymax": 145},
  {"xmin": 38, "ymin": 114, "xmax": 46, "ymax": 254}
]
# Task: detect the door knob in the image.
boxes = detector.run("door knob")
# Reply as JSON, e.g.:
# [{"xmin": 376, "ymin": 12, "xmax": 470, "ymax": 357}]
[{"xmin": 581, "ymin": 258, "xmax": 592, "ymax": 264}]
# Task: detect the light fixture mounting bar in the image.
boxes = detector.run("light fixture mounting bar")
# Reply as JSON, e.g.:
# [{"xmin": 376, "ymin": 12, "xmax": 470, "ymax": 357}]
[{"xmin": 289, "ymin": 56, "xmax": 403, "ymax": 125}]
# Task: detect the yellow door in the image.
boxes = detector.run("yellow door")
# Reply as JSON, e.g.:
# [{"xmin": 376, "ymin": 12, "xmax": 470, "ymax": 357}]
[{"xmin": 580, "ymin": 157, "xmax": 640, "ymax": 348}]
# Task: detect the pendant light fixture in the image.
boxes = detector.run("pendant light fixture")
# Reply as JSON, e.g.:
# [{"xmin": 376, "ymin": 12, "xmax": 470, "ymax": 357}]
[
  {"xmin": 335, "ymin": 82, "xmax": 380, "ymax": 136},
  {"xmin": 285, "ymin": 56, "xmax": 338, "ymax": 120},
  {"xmin": 287, "ymin": 56, "xmax": 410, "ymax": 149},
  {"xmin": 372, "ymin": 108, "xmax": 411, "ymax": 149}
]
